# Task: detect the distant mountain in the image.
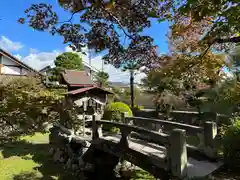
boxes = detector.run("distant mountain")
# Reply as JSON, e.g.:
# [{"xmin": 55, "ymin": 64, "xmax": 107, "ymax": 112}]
[{"xmin": 108, "ymin": 81, "xmax": 130, "ymax": 88}]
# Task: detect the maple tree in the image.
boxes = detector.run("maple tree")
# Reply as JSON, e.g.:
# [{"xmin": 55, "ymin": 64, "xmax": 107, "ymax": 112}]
[
  {"xmin": 19, "ymin": 1, "xmax": 239, "ymax": 107},
  {"xmin": 19, "ymin": 0, "xmax": 164, "ymax": 69},
  {"xmin": 19, "ymin": 1, "xmax": 239, "ymax": 68}
]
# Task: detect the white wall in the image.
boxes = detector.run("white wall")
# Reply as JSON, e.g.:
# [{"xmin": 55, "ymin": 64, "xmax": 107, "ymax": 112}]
[
  {"xmin": 1, "ymin": 56, "xmax": 30, "ymax": 75},
  {"xmin": 21, "ymin": 68, "xmax": 29, "ymax": 75},
  {"xmin": 3, "ymin": 66, "xmax": 21, "ymax": 75}
]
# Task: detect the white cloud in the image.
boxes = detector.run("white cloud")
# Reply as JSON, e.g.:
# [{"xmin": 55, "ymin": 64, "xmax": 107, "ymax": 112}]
[
  {"xmin": 65, "ymin": 46, "xmax": 146, "ymax": 83},
  {"xmin": 21, "ymin": 50, "xmax": 61, "ymax": 70},
  {"xmin": 14, "ymin": 54, "xmax": 22, "ymax": 60},
  {"xmin": 16, "ymin": 46, "xmax": 145, "ymax": 83},
  {"xmin": 0, "ymin": 36, "xmax": 23, "ymax": 52},
  {"xmin": 0, "ymin": 36, "xmax": 145, "ymax": 82},
  {"xmin": 29, "ymin": 48, "xmax": 38, "ymax": 54}
]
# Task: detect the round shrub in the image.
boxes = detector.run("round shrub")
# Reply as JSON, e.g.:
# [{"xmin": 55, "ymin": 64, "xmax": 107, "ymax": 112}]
[
  {"xmin": 103, "ymin": 102, "xmax": 133, "ymax": 122},
  {"xmin": 132, "ymin": 105, "xmax": 144, "ymax": 111},
  {"xmin": 223, "ymin": 118, "xmax": 240, "ymax": 168},
  {"xmin": 103, "ymin": 102, "xmax": 133, "ymax": 133}
]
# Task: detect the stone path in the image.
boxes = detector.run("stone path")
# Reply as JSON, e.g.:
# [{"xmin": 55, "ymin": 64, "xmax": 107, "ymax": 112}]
[{"xmin": 102, "ymin": 135, "xmax": 223, "ymax": 179}]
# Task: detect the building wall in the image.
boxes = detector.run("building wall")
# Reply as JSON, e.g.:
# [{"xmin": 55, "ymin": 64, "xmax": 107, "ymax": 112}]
[
  {"xmin": 0, "ymin": 55, "xmax": 30, "ymax": 75},
  {"xmin": 84, "ymin": 65, "xmax": 97, "ymax": 81}
]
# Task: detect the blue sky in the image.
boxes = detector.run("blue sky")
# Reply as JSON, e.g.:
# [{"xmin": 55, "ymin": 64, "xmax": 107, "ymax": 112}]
[{"xmin": 0, "ymin": 0, "xmax": 169, "ymax": 82}]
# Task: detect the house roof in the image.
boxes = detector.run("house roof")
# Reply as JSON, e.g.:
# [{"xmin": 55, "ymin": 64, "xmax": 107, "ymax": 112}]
[
  {"xmin": 39, "ymin": 65, "xmax": 52, "ymax": 73},
  {"xmin": 0, "ymin": 48, "xmax": 37, "ymax": 72},
  {"xmin": 61, "ymin": 70, "xmax": 96, "ymax": 87},
  {"xmin": 66, "ymin": 85, "xmax": 113, "ymax": 95}
]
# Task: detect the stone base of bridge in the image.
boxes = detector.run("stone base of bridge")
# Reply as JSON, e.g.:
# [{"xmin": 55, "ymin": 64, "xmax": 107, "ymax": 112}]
[{"xmin": 83, "ymin": 145, "xmax": 120, "ymax": 179}]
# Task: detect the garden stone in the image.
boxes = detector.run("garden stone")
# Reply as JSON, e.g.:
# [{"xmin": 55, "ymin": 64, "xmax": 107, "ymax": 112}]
[
  {"xmin": 77, "ymin": 172, "xmax": 86, "ymax": 180},
  {"xmin": 60, "ymin": 157, "xmax": 65, "ymax": 163},
  {"xmin": 72, "ymin": 164, "xmax": 78, "ymax": 170},
  {"xmin": 66, "ymin": 158, "xmax": 72, "ymax": 169},
  {"xmin": 78, "ymin": 156, "xmax": 85, "ymax": 166},
  {"xmin": 49, "ymin": 148, "xmax": 54, "ymax": 155},
  {"xmin": 53, "ymin": 148, "xmax": 62, "ymax": 162}
]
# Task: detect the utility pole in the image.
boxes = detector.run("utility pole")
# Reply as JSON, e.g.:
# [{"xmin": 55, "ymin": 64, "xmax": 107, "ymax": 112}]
[
  {"xmin": 130, "ymin": 69, "xmax": 134, "ymax": 109},
  {"xmin": 88, "ymin": 48, "xmax": 92, "ymax": 80}
]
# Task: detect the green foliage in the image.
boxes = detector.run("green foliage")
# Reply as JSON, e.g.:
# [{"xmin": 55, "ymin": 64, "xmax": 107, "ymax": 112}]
[
  {"xmin": 155, "ymin": 90, "xmax": 186, "ymax": 114},
  {"xmin": 131, "ymin": 168, "xmax": 156, "ymax": 180},
  {"xmin": 103, "ymin": 102, "xmax": 133, "ymax": 122},
  {"xmin": 51, "ymin": 52, "xmax": 84, "ymax": 80},
  {"xmin": 110, "ymin": 86, "xmax": 124, "ymax": 101},
  {"xmin": 55, "ymin": 52, "xmax": 84, "ymax": 70},
  {"xmin": 123, "ymin": 86, "xmax": 141, "ymax": 101},
  {"xmin": 223, "ymin": 117, "xmax": 240, "ymax": 168},
  {"xmin": 200, "ymin": 78, "xmax": 240, "ymax": 115},
  {"xmin": 103, "ymin": 102, "xmax": 133, "ymax": 133},
  {"xmin": 95, "ymin": 71, "xmax": 109, "ymax": 87},
  {"xmin": 132, "ymin": 105, "xmax": 144, "ymax": 111},
  {"xmin": 0, "ymin": 77, "xmax": 64, "ymax": 136}
]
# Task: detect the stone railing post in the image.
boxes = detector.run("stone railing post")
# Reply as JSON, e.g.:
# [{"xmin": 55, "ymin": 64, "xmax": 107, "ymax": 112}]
[
  {"xmin": 119, "ymin": 127, "xmax": 131, "ymax": 148},
  {"xmin": 92, "ymin": 114, "xmax": 102, "ymax": 140},
  {"xmin": 204, "ymin": 121, "xmax": 217, "ymax": 159},
  {"xmin": 121, "ymin": 112, "xmax": 129, "ymax": 124},
  {"xmin": 168, "ymin": 129, "xmax": 187, "ymax": 178}
]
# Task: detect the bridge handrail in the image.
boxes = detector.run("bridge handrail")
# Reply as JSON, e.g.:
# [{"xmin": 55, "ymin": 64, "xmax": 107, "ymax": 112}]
[
  {"xmin": 87, "ymin": 116, "xmax": 188, "ymax": 178},
  {"xmin": 125, "ymin": 115, "xmax": 217, "ymax": 160},
  {"xmin": 86, "ymin": 119, "xmax": 170, "ymax": 147},
  {"xmin": 126, "ymin": 116, "xmax": 203, "ymax": 135}
]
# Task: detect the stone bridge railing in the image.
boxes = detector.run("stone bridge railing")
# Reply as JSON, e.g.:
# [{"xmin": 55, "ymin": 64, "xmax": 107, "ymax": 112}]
[
  {"xmin": 87, "ymin": 114, "xmax": 188, "ymax": 178},
  {"xmin": 125, "ymin": 115, "xmax": 217, "ymax": 160},
  {"xmin": 49, "ymin": 112, "xmax": 218, "ymax": 179}
]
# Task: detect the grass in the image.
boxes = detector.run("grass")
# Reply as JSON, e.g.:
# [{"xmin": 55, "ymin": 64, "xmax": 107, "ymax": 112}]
[
  {"xmin": 130, "ymin": 168, "xmax": 156, "ymax": 180},
  {"xmin": 0, "ymin": 132, "xmax": 76, "ymax": 180},
  {"xmin": 0, "ymin": 132, "xmax": 238, "ymax": 180}
]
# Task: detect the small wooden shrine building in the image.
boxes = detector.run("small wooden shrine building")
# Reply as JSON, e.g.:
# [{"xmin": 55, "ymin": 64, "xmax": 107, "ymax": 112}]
[{"xmin": 59, "ymin": 70, "xmax": 113, "ymax": 130}]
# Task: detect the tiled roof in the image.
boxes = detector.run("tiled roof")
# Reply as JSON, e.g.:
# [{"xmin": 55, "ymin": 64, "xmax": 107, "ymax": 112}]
[
  {"xmin": 61, "ymin": 70, "xmax": 96, "ymax": 87},
  {"xmin": 67, "ymin": 86, "xmax": 113, "ymax": 95}
]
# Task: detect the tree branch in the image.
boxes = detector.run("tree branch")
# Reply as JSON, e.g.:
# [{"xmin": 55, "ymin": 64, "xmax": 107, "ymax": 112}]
[
  {"xmin": 101, "ymin": 7, "xmax": 135, "ymax": 41},
  {"xmin": 58, "ymin": 10, "xmax": 81, "ymax": 24}
]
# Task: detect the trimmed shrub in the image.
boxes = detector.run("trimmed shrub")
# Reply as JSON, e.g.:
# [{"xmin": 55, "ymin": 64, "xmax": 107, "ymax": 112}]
[
  {"xmin": 132, "ymin": 105, "xmax": 144, "ymax": 111},
  {"xmin": 223, "ymin": 117, "xmax": 240, "ymax": 168},
  {"xmin": 103, "ymin": 102, "xmax": 133, "ymax": 122},
  {"xmin": 103, "ymin": 102, "xmax": 133, "ymax": 133}
]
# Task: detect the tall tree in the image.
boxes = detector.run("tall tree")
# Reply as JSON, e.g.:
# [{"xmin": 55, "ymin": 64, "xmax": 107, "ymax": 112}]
[
  {"xmin": 19, "ymin": 1, "xmax": 163, "ymax": 69},
  {"xmin": 19, "ymin": 1, "xmax": 239, "ymax": 79},
  {"xmin": 55, "ymin": 52, "xmax": 84, "ymax": 71},
  {"xmin": 95, "ymin": 71, "xmax": 109, "ymax": 87},
  {"xmin": 51, "ymin": 52, "xmax": 84, "ymax": 80}
]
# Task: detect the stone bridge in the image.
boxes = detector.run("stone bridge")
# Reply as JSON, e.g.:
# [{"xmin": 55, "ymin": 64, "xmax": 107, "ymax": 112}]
[
  {"xmin": 80, "ymin": 113, "xmax": 223, "ymax": 179},
  {"xmin": 49, "ymin": 113, "xmax": 223, "ymax": 179}
]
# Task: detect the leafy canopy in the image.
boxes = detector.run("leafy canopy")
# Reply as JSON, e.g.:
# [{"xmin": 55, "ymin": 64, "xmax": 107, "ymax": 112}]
[
  {"xmin": 55, "ymin": 52, "xmax": 84, "ymax": 71},
  {"xmin": 20, "ymin": 0, "xmax": 239, "ymax": 69},
  {"xmin": 0, "ymin": 76, "xmax": 64, "ymax": 136},
  {"xmin": 95, "ymin": 71, "xmax": 109, "ymax": 87},
  {"xmin": 51, "ymin": 52, "xmax": 84, "ymax": 80},
  {"xmin": 19, "ymin": 0, "xmax": 168, "ymax": 69}
]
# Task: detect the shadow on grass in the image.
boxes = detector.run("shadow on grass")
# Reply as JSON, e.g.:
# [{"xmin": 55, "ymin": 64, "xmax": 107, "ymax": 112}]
[
  {"xmin": 1, "ymin": 139, "xmax": 78, "ymax": 180},
  {"xmin": 211, "ymin": 166, "xmax": 239, "ymax": 180},
  {"xmin": 13, "ymin": 172, "xmax": 41, "ymax": 180}
]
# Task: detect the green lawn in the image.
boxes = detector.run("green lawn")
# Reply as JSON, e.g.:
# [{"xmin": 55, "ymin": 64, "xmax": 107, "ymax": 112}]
[
  {"xmin": 0, "ymin": 132, "xmax": 76, "ymax": 180},
  {"xmin": 0, "ymin": 132, "xmax": 237, "ymax": 180}
]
